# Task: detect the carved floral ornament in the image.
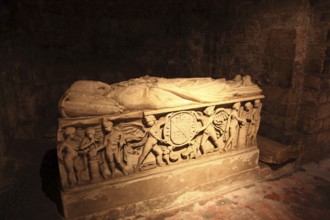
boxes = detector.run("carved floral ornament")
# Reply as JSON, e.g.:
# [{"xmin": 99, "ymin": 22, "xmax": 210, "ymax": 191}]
[{"xmin": 57, "ymin": 75, "xmax": 264, "ymax": 188}]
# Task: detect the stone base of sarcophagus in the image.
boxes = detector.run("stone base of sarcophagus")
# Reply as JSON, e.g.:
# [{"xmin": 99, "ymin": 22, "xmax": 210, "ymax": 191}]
[{"xmin": 60, "ymin": 147, "xmax": 260, "ymax": 219}]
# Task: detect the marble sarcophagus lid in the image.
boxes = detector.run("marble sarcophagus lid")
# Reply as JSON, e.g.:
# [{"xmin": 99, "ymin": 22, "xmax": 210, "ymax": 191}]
[{"xmin": 57, "ymin": 75, "xmax": 264, "ymax": 219}]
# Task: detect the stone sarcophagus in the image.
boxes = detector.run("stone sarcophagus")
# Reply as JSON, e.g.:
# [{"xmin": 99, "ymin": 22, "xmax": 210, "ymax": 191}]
[{"xmin": 57, "ymin": 75, "xmax": 264, "ymax": 219}]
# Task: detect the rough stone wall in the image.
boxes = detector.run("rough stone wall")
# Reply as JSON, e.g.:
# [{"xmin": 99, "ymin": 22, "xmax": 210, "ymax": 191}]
[
  {"xmin": 0, "ymin": 3, "xmax": 14, "ymax": 154},
  {"xmin": 298, "ymin": 0, "xmax": 330, "ymax": 162},
  {"xmin": 211, "ymin": 0, "xmax": 310, "ymax": 145},
  {"xmin": 0, "ymin": 0, "xmax": 329, "ymax": 162}
]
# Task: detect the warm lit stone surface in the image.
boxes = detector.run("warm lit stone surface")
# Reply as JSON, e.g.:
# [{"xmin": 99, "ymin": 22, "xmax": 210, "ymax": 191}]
[
  {"xmin": 59, "ymin": 75, "xmax": 262, "ymax": 117},
  {"xmin": 57, "ymin": 76, "xmax": 264, "ymax": 218},
  {"xmin": 258, "ymin": 136, "xmax": 299, "ymax": 164},
  {"xmin": 61, "ymin": 147, "xmax": 260, "ymax": 219}
]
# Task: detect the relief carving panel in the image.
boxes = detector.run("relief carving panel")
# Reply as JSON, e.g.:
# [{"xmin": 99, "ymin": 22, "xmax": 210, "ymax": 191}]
[{"xmin": 57, "ymin": 75, "xmax": 264, "ymax": 189}]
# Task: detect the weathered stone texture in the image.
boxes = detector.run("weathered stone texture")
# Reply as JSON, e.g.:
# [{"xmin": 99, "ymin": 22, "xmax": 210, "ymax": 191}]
[
  {"xmin": 302, "ymin": 88, "xmax": 320, "ymax": 104},
  {"xmin": 323, "ymin": 118, "xmax": 330, "ymax": 130},
  {"xmin": 263, "ymin": 29, "xmax": 296, "ymax": 88},
  {"xmin": 303, "ymin": 118, "xmax": 324, "ymax": 134},
  {"xmin": 296, "ymin": 1, "xmax": 330, "ymax": 162},
  {"xmin": 304, "ymin": 75, "xmax": 322, "ymax": 90},
  {"xmin": 61, "ymin": 148, "xmax": 260, "ymax": 218},
  {"xmin": 262, "ymin": 113, "xmax": 286, "ymax": 129},
  {"xmin": 258, "ymin": 136, "xmax": 299, "ymax": 164},
  {"xmin": 323, "ymin": 59, "xmax": 330, "ymax": 75},
  {"xmin": 321, "ymin": 77, "xmax": 330, "ymax": 89},
  {"xmin": 326, "ymin": 47, "xmax": 330, "ymax": 57},
  {"xmin": 317, "ymin": 102, "xmax": 330, "ymax": 119},
  {"xmin": 259, "ymin": 124, "xmax": 293, "ymax": 145},
  {"xmin": 307, "ymin": 59, "xmax": 325, "ymax": 74},
  {"xmin": 311, "ymin": 0, "xmax": 330, "ymax": 8},
  {"xmin": 320, "ymin": 12, "xmax": 330, "ymax": 22},
  {"xmin": 300, "ymin": 134, "xmax": 330, "ymax": 163},
  {"xmin": 315, "ymin": 131, "xmax": 330, "ymax": 147},
  {"xmin": 319, "ymin": 90, "xmax": 329, "ymax": 103},
  {"xmin": 0, "ymin": 82, "xmax": 8, "ymax": 155},
  {"xmin": 327, "ymin": 30, "xmax": 330, "ymax": 42},
  {"xmin": 0, "ymin": 127, "xmax": 6, "ymax": 156}
]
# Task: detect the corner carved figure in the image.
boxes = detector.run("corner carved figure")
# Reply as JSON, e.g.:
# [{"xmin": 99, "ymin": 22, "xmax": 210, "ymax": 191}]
[
  {"xmin": 57, "ymin": 127, "xmax": 80, "ymax": 186},
  {"xmin": 248, "ymin": 100, "xmax": 262, "ymax": 145},
  {"xmin": 224, "ymin": 102, "xmax": 243, "ymax": 151},
  {"xmin": 237, "ymin": 102, "xmax": 253, "ymax": 148}
]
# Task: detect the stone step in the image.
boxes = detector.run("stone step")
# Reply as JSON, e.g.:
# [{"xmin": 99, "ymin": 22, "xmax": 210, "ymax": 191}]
[{"xmin": 258, "ymin": 136, "xmax": 300, "ymax": 164}]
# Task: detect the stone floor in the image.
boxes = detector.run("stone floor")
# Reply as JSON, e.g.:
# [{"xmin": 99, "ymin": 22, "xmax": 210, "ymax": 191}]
[{"xmin": 0, "ymin": 139, "xmax": 330, "ymax": 220}]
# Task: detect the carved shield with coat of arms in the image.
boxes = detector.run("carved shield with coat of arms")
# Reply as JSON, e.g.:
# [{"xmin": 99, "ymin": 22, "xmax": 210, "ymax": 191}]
[{"xmin": 164, "ymin": 111, "xmax": 198, "ymax": 146}]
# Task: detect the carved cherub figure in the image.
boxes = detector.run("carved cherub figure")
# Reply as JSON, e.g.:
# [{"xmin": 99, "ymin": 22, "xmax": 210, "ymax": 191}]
[
  {"xmin": 80, "ymin": 127, "xmax": 106, "ymax": 181},
  {"xmin": 200, "ymin": 106, "xmax": 228, "ymax": 154},
  {"xmin": 100, "ymin": 120, "xmax": 128, "ymax": 177},
  {"xmin": 135, "ymin": 114, "xmax": 167, "ymax": 171},
  {"xmin": 57, "ymin": 127, "xmax": 79, "ymax": 186}
]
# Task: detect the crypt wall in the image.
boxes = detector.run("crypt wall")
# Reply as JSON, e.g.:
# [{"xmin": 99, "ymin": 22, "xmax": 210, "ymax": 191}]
[
  {"xmin": 298, "ymin": 0, "xmax": 330, "ymax": 162},
  {"xmin": 0, "ymin": 0, "xmax": 330, "ymax": 162}
]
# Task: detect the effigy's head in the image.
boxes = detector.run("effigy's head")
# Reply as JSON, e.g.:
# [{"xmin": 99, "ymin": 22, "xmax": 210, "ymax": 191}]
[
  {"xmin": 144, "ymin": 115, "xmax": 156, "ymax": 127},
  {"xmin": 64, "ymin": 127, "xmax": 76, "ymax": 138},
  {"xmin": 233, "ymin": 74, "xmax": 242, "ymax": 82},
  {"xmin": 68, "ymin": 80, "xmax": 112, "ymax": 96},
  {"xmin": 96, "ymin": 86, "xmax": 110, "ymax": 96},
  {"xmin": 203, "ymin": 106, "xmax": 215, "ymax": 116}
]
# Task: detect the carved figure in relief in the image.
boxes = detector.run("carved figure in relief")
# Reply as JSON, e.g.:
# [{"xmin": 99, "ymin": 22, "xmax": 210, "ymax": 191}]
[
  {"xmin": 237, "ymin": 102, "xmax": 253, "ymax": 148},
  {"xmin": 135, "ymin": 115, "xmax": 167, "ymax": 171},
  {"xmin": 248, "ymin": 100, "xmax": 262, "ymax": 145},
  {"xmin": 224, "ymin": 102, "xmax": 243, "ymax": 151},
  {"xmin": 100, "ymin": 120, "xmax": 128, "ymax": 177},
  {"xmin": 200, "ymin": 106, "xmax": 229, "ymax": 154},
  {"xmin": 80, "ymin": 127, "xmax": 106, "ymax": 181},
  {"xmin": 57, "ymin": 127, "xmax": 80, "ymax": 186},
  {"xmin": 59, "ymin": 75, "xmax": 262, "ymax": 117}
]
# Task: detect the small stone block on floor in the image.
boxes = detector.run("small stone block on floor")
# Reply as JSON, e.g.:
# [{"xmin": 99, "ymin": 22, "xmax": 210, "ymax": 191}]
[{"xmin": 258, "ymin": 136, "xmax": 299, "ymax": 164}]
